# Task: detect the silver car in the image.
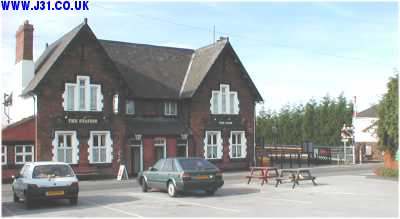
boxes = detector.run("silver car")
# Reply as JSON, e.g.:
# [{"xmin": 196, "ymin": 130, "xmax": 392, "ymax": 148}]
[{"xmin": 12, "ymin": 162, "xmax": 79, "ymax": 209}]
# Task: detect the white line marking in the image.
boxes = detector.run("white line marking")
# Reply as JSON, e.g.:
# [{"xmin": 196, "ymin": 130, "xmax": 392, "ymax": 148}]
[
  {"xmin": 130, "ymin": 192, "xmax": 240, "ymax": 213},
  {"xmin": 254, "ymin": 197, "xmax": 312, "ymax": 204},
  {"xmin": 81, "ymin": 199, "xmax": 143, "ymax": 218}
]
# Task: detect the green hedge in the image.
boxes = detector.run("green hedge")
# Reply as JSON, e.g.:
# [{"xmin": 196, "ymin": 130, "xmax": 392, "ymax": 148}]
[{"xmin": 375, "ymin": 167, "xmax": 399, "ymax": 178}]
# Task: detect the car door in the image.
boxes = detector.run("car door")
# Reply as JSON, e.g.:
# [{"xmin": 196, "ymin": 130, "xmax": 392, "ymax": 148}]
[
  {"xmin": 159, "ymin": 159, "xmax": 173, "ymax": 190},
  {"xmin": 146, "ymin": 159, "xmax": 164, "ymax": 189},
  {"xmin": 14, "ymin": 164, "xmax": 29, "ymax": 198}
]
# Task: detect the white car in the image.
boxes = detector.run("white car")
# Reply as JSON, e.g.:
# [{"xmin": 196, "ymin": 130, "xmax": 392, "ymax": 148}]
[{"xmin": 12, "ymin": 162, "xmax": 79, "ymax": 208}]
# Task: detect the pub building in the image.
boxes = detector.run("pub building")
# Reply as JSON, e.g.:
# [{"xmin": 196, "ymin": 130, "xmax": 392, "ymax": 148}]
[{"xmin": 4, "ymin": 19, "xmax": 263, "ymax": 178}]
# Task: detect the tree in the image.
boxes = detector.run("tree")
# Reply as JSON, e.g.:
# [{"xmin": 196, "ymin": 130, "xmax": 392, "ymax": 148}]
[{"xmin": 377, "ymin": 74, "xmax": 399, "ymax": 156}]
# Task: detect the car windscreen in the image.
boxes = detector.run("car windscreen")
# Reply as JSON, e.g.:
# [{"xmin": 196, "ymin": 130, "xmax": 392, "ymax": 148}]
[
  {"xmin": 178, "ymin": 159, "xmax": 217, "ymax": 171},
  {"xmin": 32, "ymin": 165, "xmax": 75, "ymax": 178}
]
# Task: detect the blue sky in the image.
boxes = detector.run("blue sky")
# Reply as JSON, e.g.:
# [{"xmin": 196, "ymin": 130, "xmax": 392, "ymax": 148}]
[{"xmin": 1, "ymin": 1, "xmax": 398, "ymax": 113}]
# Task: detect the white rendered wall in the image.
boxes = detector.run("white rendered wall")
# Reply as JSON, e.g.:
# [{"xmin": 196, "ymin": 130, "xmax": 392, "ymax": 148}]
[{"xmin": 354, "ymin": 117, "xmax": 379, "ymax": 143}]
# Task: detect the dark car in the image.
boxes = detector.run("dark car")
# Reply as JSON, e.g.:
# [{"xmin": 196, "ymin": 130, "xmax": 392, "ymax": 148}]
[{"xmin": 138, "ymin": 157, "xmax": 224, "ymax": 197}]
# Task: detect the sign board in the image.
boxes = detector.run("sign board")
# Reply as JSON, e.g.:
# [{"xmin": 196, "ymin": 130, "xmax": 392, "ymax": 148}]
[
  {"xmin": 67, "ymin": 118, "xmax": 98, "ymax": 125},
  {"xmin": 117, "ymin": 165, "xmax": 128, "ymax": 180}
]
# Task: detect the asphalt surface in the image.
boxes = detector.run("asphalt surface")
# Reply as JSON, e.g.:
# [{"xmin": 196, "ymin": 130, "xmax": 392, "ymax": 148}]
[{"xmin": 1, "ymin": 163, "xmax": 398, "ymax": 217}]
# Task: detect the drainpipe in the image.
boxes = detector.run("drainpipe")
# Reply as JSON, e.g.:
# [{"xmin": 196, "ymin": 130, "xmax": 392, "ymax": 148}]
[
  {"xmin": 33, "ymin": 95, "xmax": 37, "ymax": 161},
  {"xmin": 253, "ymin": 104, "xmax": 256, "ymax": 166}
]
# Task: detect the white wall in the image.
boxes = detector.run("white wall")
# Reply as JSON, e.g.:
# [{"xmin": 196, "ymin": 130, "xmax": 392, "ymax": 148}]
[{"xmin": 354, "ymin": 117, "xmax": 379, "ymax": 143}]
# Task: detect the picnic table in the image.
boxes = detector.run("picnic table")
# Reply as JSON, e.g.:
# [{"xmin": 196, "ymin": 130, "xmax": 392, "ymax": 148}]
[
  {"xmin": 275, "ymin": 168, "xmax": 317, "ymax": 189},
  {"xmin": 246, "ymin": 166, "xmax": 279, "ymax": 185}
]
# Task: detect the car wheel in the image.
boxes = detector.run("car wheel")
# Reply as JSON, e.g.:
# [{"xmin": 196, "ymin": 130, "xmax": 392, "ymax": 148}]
[
  {"xmin": 13, "ymin": 192, "xmax": 20, "ymax": 203},
  {"xmin": 24, "ymin": 193, "xmax": 33, "ymax": 209},
  {"xmin": 141, "ymin": 178, "xmax": 148, "ymax": 192},
  {"xmin": 205, "ymin": 189, "xmax": 216, "ymax": 196},
  {"xmin": 69, "ymin": 197, "xmax": 78, "ymax": 205},
  {"xmin": 167, "ymin": 182, "xmax": 177, "ymax": 197}
]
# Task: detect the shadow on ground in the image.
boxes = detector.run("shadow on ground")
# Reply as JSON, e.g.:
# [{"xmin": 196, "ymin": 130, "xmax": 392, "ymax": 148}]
[{"xmin": 2, "ymin": 195, "xmax": 139, "ymax": 217}]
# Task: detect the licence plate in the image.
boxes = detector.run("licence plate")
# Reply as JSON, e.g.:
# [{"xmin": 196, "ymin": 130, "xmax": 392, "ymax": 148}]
[
  {"xmin": 46, "ymin": 190, "xmax": 64, "ymax": 196},
  {"xmin": 195, "ymin": 175, "xmax": 209, "ymax": 180}
]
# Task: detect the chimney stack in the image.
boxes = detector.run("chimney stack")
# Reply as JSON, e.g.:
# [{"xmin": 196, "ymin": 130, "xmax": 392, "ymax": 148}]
[
  {"xmin": 15, "ymin": 20, "xmax": 34, "ymax": 64},
  {"xmin": 15, "ymin": 20, "xmax": 35, "ymax": 91}
]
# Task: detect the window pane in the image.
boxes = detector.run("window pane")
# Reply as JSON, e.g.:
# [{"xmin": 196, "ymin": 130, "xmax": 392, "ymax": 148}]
[
  {"xmin": 237, "ymin": 146, "xmax": 242, "ymax": 157},
  {"xmin": 25, "ymin": 155, "xmax": 32, "ymax": 162},
  {"xmin": 90, "ymin": 86, "xmax": 98, "ymax": 111},
  {"xmin": 213, "ymin": 92, "xmax": 219, "ymax": 114},
  {"xmin": 212, "ymin": 134, "xmax": 217, "ymax": 145},
  {"xmin": 238, "ymin": 134, "xmax": 241, "ymax": 144},
  {"xmin": 93, "ymin": 148, "xmax": 99, "ymax": 162},
  {"xmin": 93, "ymin": 135, "xmax": 98, "ymax": 147},
  {"xmin": 126, "ymin": 101, "xmax": 135, "ymax": 114},
  {"xmin": 66, "ymin": 135, "xmax": 72, "ymax": 147},
  {"xmin": 66, "ymin": 149, "xmax": 72, "ymax": 163},
  {"xmin": 58, "ymin": 135, "xmax": 64, "ymax": 147},
  {"xmin": 79, "ymin": 86, "xmax": 85, "ymax": 110},
  {"xmin": 100, "ymin": 135, "xmax": 106, "ymax": 147},
  {"xmin": 221, "ymin": 88, "xmax": 226, "ymax": 113},
  {"xmin": 67, "ymin": 85, "xmax": 75, "ymax": 111},
  {"xmin": 232, "ymin": 134, "xmax": 236, "ymax": 144},
  {"xmin": 207, "ymin": 146, "xmax": 212, "ymax": 158},
  {"xmin": 16, "ymin": 146, "xmax": 23, "ymax": 153},
  {"xmin": 100, "ymin": 148, "xmax": 106, "ymax": 162},
  {"xmin": 16, "ymin": 155, "xmax": 23, "ymax": 162},
  {"xmin": 57, "ymin": 149, "xmax": 65, "ymax": 162},
  {"xmin": 230, "ymin": 93, "xmax": 235, "ymax": 114},
  {"xmin": 173, "ymin": 103, "xmax": 177, "ymax": 115},
  {"xmin": 25, "ymin": 146, "xmax": 32, "ymax": 153},
  {"xmin": 212, "ymin": 146, "xmax": 217, "ymax": 158},
  {"xmin": 232, "ymin": 146, "xmax": 237, "ymax": 157}
]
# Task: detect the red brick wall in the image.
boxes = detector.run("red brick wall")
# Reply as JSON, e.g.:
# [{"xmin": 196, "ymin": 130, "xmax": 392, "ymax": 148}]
[
  {"xmin": 35, "ymin": 24, "xmax": 126, "ymax": 175},
  {"xmin": 384, "ymin": 151, "xmax": 398, "ymax": 169},
  {"xmin": 143, "ymin": 137, "xmax": 154, "ymax": 169},
  {"xmin": 190, "ymin": 44, "xmax": 256, "ymax": 170},
  {"xmin": 167, "ymin": 137, "xmax": 177, "ymax": 157}
]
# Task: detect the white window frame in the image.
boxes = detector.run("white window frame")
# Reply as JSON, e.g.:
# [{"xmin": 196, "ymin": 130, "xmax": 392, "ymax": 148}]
[
  {"xmin": 88, "ymin": 131, "xmax": 113, "ymax": 164},
  {"xmin": 210, "ymin": 84, "xmax": 239, "ymax": 115},
  {"xmin": 126, "ymin": 100, "xmax": 135, "ymax": 115},
  {"xmin": 15, "ymin": 145, "xmax": 34, "ymax": 164},
  {"xmin": 164, "ymin": 102, "xmax": 177, "ymax": 116},
  {"xmin": 229, "ymin": 131, "xmax": 247, "ymax": 159},
  {"xmin": 62, "ymin": 75, "xmax": 103, "ymax": 112},
  {"xmin": 154, "ymin": 137, "xmax": 167, "ymax": 159},
  {"xmin": 2, "ymin": 145, "xmax": 7, "ymax": 165},
  {"xmin": 203, "ymin": 131, "xmax": 223, "ymax": 159},
  {"xmin": 52, "ymin": 131, "xmax": 79, "ymax": 164}
]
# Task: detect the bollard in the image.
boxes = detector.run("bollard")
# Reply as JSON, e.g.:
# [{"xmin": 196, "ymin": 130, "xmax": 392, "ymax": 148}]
[{"xmin": 307, "ymin": 152, "xmax": 311, "ymax": 167}]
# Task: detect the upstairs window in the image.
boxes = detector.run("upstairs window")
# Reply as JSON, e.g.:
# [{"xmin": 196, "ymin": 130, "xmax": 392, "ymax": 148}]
[
  {"xmin": 63, "ymin": 76, "xmax": 103, "ymax": 112},
  {"xmin": 210, "ymin": 84, "xmax": 239, "ymax": 115},
  {"xmin": 113, "ymin": 94, "xmax": 119, "ymax": 114},
  {"xmin": 164, "ymin": 102, "xmax": 177, "ymax": 116},
  {"xmin": 126, "ymin": 100, "xmax": 135, "ymax": 115}
]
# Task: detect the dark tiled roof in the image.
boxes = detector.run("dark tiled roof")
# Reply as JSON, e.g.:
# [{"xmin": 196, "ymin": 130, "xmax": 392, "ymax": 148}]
[
  {"xmin": 22, "ymin": 23, "xmax": 85, "ymax": 97},
  {"xmin": 21, "ymin": 22, "xmax": 263, "ymax": 102},
  {"xmin": 180, "ymin": 39, "xmax": 228, "ymax": 98},
  {"xmin": 126, "ymin": 117, "xmax": 190, "ymax": 135},
  {"xmin": 99, "ymin": 40, "xmax": 194, "ymax": 99},
  {"xmin": 357, "ymin": 105, "xmax": 378, "ymax": 118}
]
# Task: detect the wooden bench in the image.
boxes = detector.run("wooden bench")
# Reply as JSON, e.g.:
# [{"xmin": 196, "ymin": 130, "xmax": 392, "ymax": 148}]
[
  {"xmin": 246, "ymin": 167, "xmax": 279, "ymax": 186},
  {"xmin": 275, "ymin": 168, "xmax": 317, "ymax": 189}
]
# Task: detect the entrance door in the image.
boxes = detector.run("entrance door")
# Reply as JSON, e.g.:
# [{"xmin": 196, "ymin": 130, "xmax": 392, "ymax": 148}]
[{"xmin": 131, "ymin": 147, "xmax": 141, "ymax": 176}]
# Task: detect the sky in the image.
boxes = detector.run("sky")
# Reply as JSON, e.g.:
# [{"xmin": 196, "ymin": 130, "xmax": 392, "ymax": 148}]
[{"xmin": 0, "ymin": 1, "xmax": 398, "ymax": 116}]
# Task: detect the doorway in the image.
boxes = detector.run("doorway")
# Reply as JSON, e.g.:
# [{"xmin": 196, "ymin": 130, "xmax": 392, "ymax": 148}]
[{"xmin": 129, "ymin": 141, "xmax": 143, "ymax": 176}]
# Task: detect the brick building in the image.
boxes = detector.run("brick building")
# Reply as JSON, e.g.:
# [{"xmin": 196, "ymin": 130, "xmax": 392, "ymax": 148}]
[{"xmin": 6, "ymin": 19, "xmax": 262, "ymax": 177}]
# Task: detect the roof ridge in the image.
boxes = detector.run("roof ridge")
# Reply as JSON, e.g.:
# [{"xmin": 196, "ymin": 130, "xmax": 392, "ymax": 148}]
[
  {"xmin": 179, "ymin": 53, "xmax": 195, "ymax": 97},
  {"xmin": 2, "ymin": 115, "xmax": 35, "ymax": 130},
  {"xmin": 99, "ymin": 39, "xmax": 195, "ymax": 53},
  {"xmin": 195, "ymin": 39, "xmax": 227, "ymax": 51}
]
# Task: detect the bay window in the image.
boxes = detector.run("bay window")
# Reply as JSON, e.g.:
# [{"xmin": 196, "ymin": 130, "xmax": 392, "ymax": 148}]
[
  {"xmin": 210, "ymin": 84, "xmax": 239, "ymax": 115},
  {"xmin": 88, "ymin": 131, "xmax": 113, "ymax": 164},
  {"xmin": 203, "ymin": 131, "xmax": 222, "ymax": 159},
  {"xmin": 63, "ymin": 75, "xmax": 103, "ymax": 112},
  {"xmin": 229, "ymin": 131, "xmax": 247, "ymax": 159},
  {"xmin": 52, "ymin": 131, "xmax": 79, "ymax": 164}
]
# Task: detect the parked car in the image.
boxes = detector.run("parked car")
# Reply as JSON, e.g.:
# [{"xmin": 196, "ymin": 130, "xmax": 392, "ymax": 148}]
[
  {"xmin": 138, "ymin": 157, "xmax": 224, "ymax": 197},
  {"xmin": 12, "ymin": 162, "xmax": 79, "ymax": 208}
]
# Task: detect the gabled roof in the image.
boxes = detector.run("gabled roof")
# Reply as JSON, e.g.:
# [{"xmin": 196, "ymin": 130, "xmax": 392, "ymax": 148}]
[
  {"xmin": 357, "ymin": 105, "xmax": 378, "ymax": 118},
  {"xmin": 21, "ymin": 22, "xmax": 263, "ymax": 102},
  {"xmin": 22, "ymin": 23, "xmax": 86, "ymax": 97}
]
